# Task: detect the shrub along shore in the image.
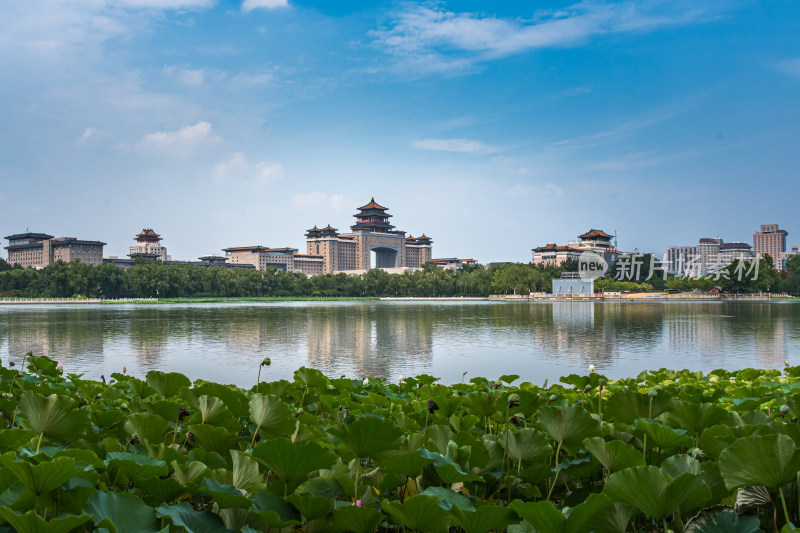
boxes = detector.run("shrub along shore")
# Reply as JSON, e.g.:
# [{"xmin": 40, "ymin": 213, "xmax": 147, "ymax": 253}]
[{"xmin": 1, "ymin": 356, "xmax": 799, "ymax": 532}]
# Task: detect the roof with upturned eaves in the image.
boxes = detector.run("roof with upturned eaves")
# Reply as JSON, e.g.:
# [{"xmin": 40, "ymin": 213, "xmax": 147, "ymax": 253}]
[
  {"xmin": 357, "ymin": 197, "xmax": 388, "ymax": 211},
  {"xmin": 579, "ymin": 229, "xmax": 612, "ymax": 239}
]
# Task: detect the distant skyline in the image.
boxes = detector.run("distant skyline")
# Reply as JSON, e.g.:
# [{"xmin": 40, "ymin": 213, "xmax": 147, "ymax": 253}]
[{"xmin": 1, "ymin": 1, "xmax": 798, "ymax": 263}]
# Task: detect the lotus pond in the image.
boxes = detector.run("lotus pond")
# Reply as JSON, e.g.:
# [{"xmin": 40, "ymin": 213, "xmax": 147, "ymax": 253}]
[{"xmin": 2, "ymin": 356, "xmax": 800, "ymax": 532}]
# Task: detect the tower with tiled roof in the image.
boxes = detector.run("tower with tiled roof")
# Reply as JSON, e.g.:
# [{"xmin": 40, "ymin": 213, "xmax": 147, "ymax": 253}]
[{"xmin": 351, "ymin": 198, "xmax": 395, "ymax": 233}]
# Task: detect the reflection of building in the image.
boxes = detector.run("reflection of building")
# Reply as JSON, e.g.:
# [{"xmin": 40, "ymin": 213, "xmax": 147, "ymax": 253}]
[
  {"xmin": 305, "ymin": 199, "xmax": 432, "ymax": 273},
  {"xmin": 305, "ymin": 305, "xmax": 433, "ymax": 378},
  {"xmin": 552, "ymin": 273, "xmax": 594, "ymax": 295},
  {"xmin": 5, "ymin": 232, "xmax": 105, "ymax": 268},
  {"xmin": 5, "ymin": 308, "xmax": 105, "ymax": 361},
  {"xmin": 532, "ymin": 229, "xmax": 620, "ymax": 267},
  {"xmin": 129, "ymin": 229, "xmax": 171, "ymax": 261}
]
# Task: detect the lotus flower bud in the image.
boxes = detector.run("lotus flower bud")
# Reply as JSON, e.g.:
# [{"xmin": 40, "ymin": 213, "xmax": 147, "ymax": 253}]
[
  {"xmin": 584, "ymin": 385, "xmax": 592, "ymax": 393},
  {"xmin": 785, "ymin": 359, "xmax": 790, "ymax": 367},
  {"xmin": 507, "ymin": 393, "xmax": 521, "ymax": 408},
  {"xmin": 647, "ymin": 387, "xmax": 658, "ymax": 397},
  {"xmin": 178, "ymin": 406, "xmax": 190, "ymax": 420},
  {"xmin": 781, "ymin": 405, "xmax": 791, "ymax": 415},
  {"xmin": 363, "ymin": 378, "xmax": 369, "ymax": 387},
  {"xmin": 355, "ymin": 500, "xmax": 363, "ymax": 507},
  {"xmin": 588, "ymin": 364, "xmax": 596, "ymax": 372},
  {"xmin": 509, "ymin": 413, "xmax": 526, "ymax": 426},
  {"xmin": 56, "ymin": 361, "xmax": 63, "ymax": 371},
  {"xmin": 101, "ymin": 375, "xmax": 106, "ymax": 384},
  {"xmin": 427, "ymin": 400, "xmax": 439, "ymax": 414},
  {"xmin": 547, "ymin": 394, "xmax": 557, "ymax": 404},
  {"xmin": 417, "ymin": 382, "xmax": 423, "ymax": 389},
  {"xmin": 261, "ymin": 357, "xmax": 271, "ymax": 367},
  {"xmin": 9, "ymin": 362, "xmax": 14, "ymax": 367},
  {"xmin": 398, "ymin": 374, "xmax": 405, "ymax": 383},
  {"xmin": 122, "ymin": 366, "xmax": 127, "ymax": 374}
]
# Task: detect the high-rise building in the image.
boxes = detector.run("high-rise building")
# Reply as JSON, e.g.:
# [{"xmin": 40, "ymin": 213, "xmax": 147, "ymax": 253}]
[
  {"xmin": 697, "ymin": 238, "xmax": 722, "ymax": 272},
  {"xmin": 753, "ymin": 224, "xmax": 788, "ymax": 268},
  {"xmin": 665, "ymin": 245, "xmax": 697, "ymax": 274},
  {"xmin": 718, "ymin": 242, "xmax": 754, "ymax": 265},
  {"xmin": 4, "ymin": 232, "xmax": 105, "ymax": 268}
]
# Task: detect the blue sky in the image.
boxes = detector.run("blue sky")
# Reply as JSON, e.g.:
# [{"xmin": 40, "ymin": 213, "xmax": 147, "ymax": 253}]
[{"xmin": 1, "ymin": 0, "xmax": 799, "ymax": 262}]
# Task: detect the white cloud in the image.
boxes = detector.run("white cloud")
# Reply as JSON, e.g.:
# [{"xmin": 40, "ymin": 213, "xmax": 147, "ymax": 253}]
[
  {"xmin": 78, "ymin": 127, "xmax": 101, "ymax": 143},
  {"xmin": 412, "ymin": 138, "xmax": 493, "ymax": 153},
  {"xmin": 242, "ymin": 0, "xmax": 289, "ymax": 13},
  {"xmin": 163, "ymin": 65, "xmax": 225, "ymax": 86},
  {"xmin": 212, "ymin": 152, "xmax": 283, "ymax": 185},
  {"xmin": 136, "ymin": 121, "xmax": 222, "ymax": 155},
  {"xmin": 117, "ymin": 0, "xmax": 213, "ymax": 8},
  {"xmin": 776, "ymin": 58, "xmax": 800, "ymax": 77},
  {"xmin": 510, "ymin": 182, "xmax": 564, "ymax": 198},
  {"xmin": 370, "ymin": 3, "xmax": 720, "ymax": 74},
  {"xmin": 290, "ymin": 192, "xmax": 350, "ymax": 211}
]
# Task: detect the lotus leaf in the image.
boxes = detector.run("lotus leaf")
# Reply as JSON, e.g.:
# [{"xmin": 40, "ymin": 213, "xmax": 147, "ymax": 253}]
[
  {"xmin": 0, "ymin": 507, "xmax": 92, "ymax": 533},
  {"xmin": 156, "ymin": 501, "xmax": 232, "ymax": 532},
  {"xmin": 248, "ymin": 393, "xmax": 296, "ymax": 438},
  {"xmin": 83, "ymin": 490, "xmax": 162, "ymax": 533},
  {"xmin": 604, "ymin": 465, "xmax": 711, "ymax": 519},
  {"xmin": 145, "ymin": 371, "xmax": 191, "ymax": 398},
  {"xmin": 683, "ymin": 505, "xmax": 762, "ymax": 533},
  {"xmin": 18, "ymin": 391, "xmax": 92, "ymax": 444},
  {"xmin": 538, "ymin": 403, "xmax": 602, "ymax": 454},
  {"xmin": 328, "ymin": 504, "xmax": 384, "ymax": 533},
  {"xmin": 251, "ymin": 437, "xmax": 336, "ymax": 491},
  {"xmin": 326, "ymin": 416, "xmax": 404, "ymax": 458},
  {"xmin": 583, "ymin": 437, "xmax": 644, "ymax": 472},
  {"xmin": 382, "ymin": 495, "xmax": 451, "ymax": 533},
  {"xmin": 449, "ymin": 504, "xmax": 518, "ymax": 533},
  {"xmin": 718, "ymin": 434, "xmax": 800, "ymax": 490}
]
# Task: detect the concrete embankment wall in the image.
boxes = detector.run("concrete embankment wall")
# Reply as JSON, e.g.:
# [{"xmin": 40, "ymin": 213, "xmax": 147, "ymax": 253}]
[{"xmin": 489, "ymin": 293, "xmax": 778, "ymax": 302}]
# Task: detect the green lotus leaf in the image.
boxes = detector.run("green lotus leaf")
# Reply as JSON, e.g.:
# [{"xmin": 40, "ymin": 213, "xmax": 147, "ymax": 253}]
[
  {"xmin": 666, "ymin": 401, "xmax": 729, "ymax": 436},
  {"xmin": 510, "ymin": 493, "xmax": 611, "ymax": 533},
  {"xmin": 105, "ymin": 452, "xmax": 169, "ymax": 481},
  {"xmin": 449, "ymin": 504, "xmax": 518, "ymax": 533},
  {"xmin": 52, "ymin": 449, "xmax": 104, "ymax": 470},
  {"xmin": 660, "ymin": 453, "xmax": 701, "ymax": 479},
  {"xmin": 145, "ymin": 370, "xmax": 191, "ymax": 398},
  {"xmin": 419, "ymin": 448, "xmax": 483, "ymax": 483},
  {"xmin": 83, "ymin": 490, "xmax": 162, "ymax": 533},
  {"xmin": 504, "ymin": 428, "xmax": 553, "ymax": 464},
  {"xmin": 249, "ymin": 493, "xmax": 301, "ymax": 529},
  {"xmin": 294, "ymin": 367, "xmax": 330, "ymax": 389},
  {"xmin": 718, "ymin": 434, "xmax": 800, "ymax": 490},
  {"xmin": 0, "ymin": 455, "xmax": 83, "ymax": 496},
  {"xmin": 583, "ymin": 437, "xmax": 645, "ymax": 473},
  {"xmin": 0, "ymin": 429, "xmax": 37, "ymax": 452},
  {"xmin": 171, "ymin": 460, "xmax": 208, "ymax": 486},
  {"xmin": 136, "ymin": 476, "xmax": 187, "ymax": 505},
  {"xmin": 187, "ymin": 424, "xmax": 239, "ymax": 456},
  {"xmin": 92, "ymin": 409, "xmax": 126, "ymax": 429},
  {"xmin": 634, "ymin": 418, "xmax": 694, "ymax": 450},
  {"xmin": 192, "ymin": 383, "xmax": 249, "ymax": 419},
  {"xmin": 683, "ymin": 505, "xmax": 762, "ymax": 533},
  {"xmin": 199, "ymin": 477, "xmax": 252, "ymax": 508},
  {"xmin": 124, "ymin": 412, "xmax": 171, "ymax": 446},
  {"xmin": 248, "ymin": 394, "xmax": 296, "ymax": 439},
  {"xmin": 188, "ymin": 449, "xmax": 228, "ymax": 470},
  {"xmin": 538, "ymin": 404, "xmax": 602, "ymax": 454},
  {"xmin": 449, "ymin": 413, "xmax": 481, "ymax": 433},
  {"xmin": 604, "ymin": 388, "xmax": 673, "ymax": 424},
  {"xmin": 251, "ymin": 437, "xmax": 336, "ymax": 491},
  {"xmin": 604, "ymin": 465, "xmax": 710, "ymax": 519},
  {"xmin": 230, "ymin": 450, "xmax": 264, "ymax": 493},
  {"xmin": 382, "ymin": 495, "xmax": 451, "ymax": 533},
  {"xmin": 592, "ymin": 502, "xmax": 637, "ymax": 533},
  {"xmin": 295, "ymin": 476, "xmax": 347, "ymax": 500},
  {"xmin": 328, "ymin": 504, "xmax": 384, "ymax": 533},
  {"xmin": 698, "ymin": 425, "xmax": 737, "ymax": 459},
  {"xmin": 18, "ymin": 390, "xmax": 92, "ymax": 443},
  {"xmin": 420, "ymin": 486, "xmax": 475, "ymax": 511},
  {"xmin": 286, "ymin": 493, "xmax": 335, "ymax": 521},
  {"xmin": 381, "ymin": 451, "xmax": 434, "ymax": 485},
  {"xmin": 195, "ymin": 396, "xmax": 240, "ymax": 432},
  {"xmin": 326, "ymin": 416, "xmax": 404, "ymax": 459},
  {"xmin": 463, "ymin": 391, "xmax": 504, "ymax": 418},
  {"xmin": 0, "ymin": 507, "xmax": 92, "ymax": 533},
  {"xmin": 156, "ymin": 501, "xmax": 232, "ymax": 532}
]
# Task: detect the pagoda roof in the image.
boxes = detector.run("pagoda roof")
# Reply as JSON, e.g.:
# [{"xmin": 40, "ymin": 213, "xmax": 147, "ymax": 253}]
[
  {"xmin": 533, "ymin": 243, "xmax": 572, "ymax": 252},
  {"xmin": 306, "ymin": 226, "xmax": 320, "ymax": 232},
  {"xmin": 321, "ymin": 225, "xmax": 338, "ymax": 232},
  {"xmin": 222, "ymin": 245, "xmax": 269, "ymax": 253},
  {"xmin": 357, "ymin": 197, "xmax": 388, "ymax": 211},
  {"xmin": 136, "ymin": 228, "xmax": 162, "ymax": 240},
  {"xmin": 579, "ymin": 229, "xmax": 612, "ymax": 239}
]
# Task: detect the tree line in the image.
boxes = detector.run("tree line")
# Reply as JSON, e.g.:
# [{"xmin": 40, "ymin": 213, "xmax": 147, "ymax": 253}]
[
  {"xmin": 1, "ymin": 254, "xmax": 798, "ymax": 298},
  {"xmin": 0, "ymin": 259, "xmax": 566, "ymax": 298}
]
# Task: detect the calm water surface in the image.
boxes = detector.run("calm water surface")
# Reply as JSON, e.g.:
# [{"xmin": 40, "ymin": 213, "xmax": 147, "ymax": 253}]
[{"xmin": 0, "ymin": 301, "xmax": 797, "ymax": 387}]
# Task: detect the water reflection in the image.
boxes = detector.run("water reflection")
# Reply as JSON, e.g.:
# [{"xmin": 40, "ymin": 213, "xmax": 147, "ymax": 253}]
[{"xmin": 0, "ymin": 302, "xmax": 797, "ymax": 387}]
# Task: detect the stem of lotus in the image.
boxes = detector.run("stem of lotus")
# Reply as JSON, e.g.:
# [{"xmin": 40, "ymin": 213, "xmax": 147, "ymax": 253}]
[
  {"xmin": 546, "ymin": 441, "xmax": 562, "ymax": 501},
  {"xmin": 423, "ymin": 411, "xmax": 429, "ymax": 445},
  {"xmin": 505, "ymin": 405, "xmax": 510, "ymax": 503},
  {"xmin": 35, "ymin": 432, "xmax": 43, "ymax": 454},
  {"xmin": 250, "ymin": 426, "xmax": 261, "ymax": 446},
  {"xmin": 779, "ymin": 486, "xmax": 791, "ymax": 528},
  {"xmin": 257, "ymin": 366, "xmax": 262, "ymax": 395},
  {"xmin": 354, "ymin": 460, "xmax": 361, "ymax": 502},
  {"xmin": 662, "ymin": 518, "xmax": 669, "ymax": 533}
]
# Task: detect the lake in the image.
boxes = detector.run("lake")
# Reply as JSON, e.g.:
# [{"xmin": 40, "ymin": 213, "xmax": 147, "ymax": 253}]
[{"xmin": 0, "ymin": 301, "xmax": 796, "ymax": 387}]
